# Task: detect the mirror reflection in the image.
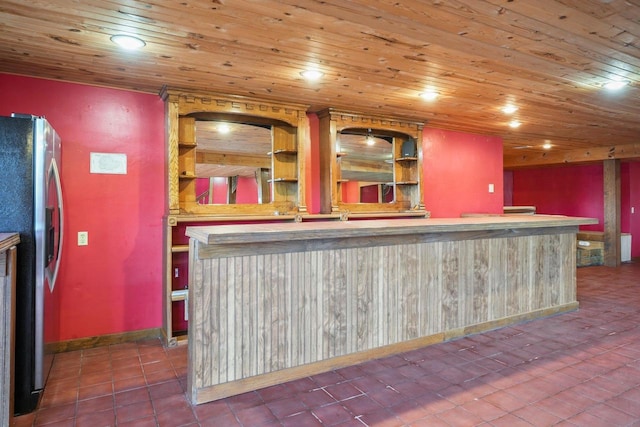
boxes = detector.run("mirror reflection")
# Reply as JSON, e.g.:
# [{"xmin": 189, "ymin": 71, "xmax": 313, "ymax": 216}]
[
  {"xmin": 194, "ymin": 121, "xmax": 272, "ymax": 205},
  {"xmin": 337, "ymin": 129, "xmax": 399, "ymax": 203}
]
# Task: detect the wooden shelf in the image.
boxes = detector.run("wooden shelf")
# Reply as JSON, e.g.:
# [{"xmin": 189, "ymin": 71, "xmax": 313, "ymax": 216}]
[
  {"xmin": 336, "ymin": 152, "xmax": 347, "ymax": 157},
  {"xmin": 391, "ymin": 181, "xmax": 419, "ymax": 185},
  {"xmin": 179, "ymin": 173, "xmax": 197, "ymax": 180},
  {"xmin": 395, "ymin": 156, "xmax": 417, "ymax": 162},
  {"xmin": 179, "ymin": 141, "xmax": 197, "ymax": 148},
  {"xmin": 268, "ymin": 149, "xmax": 297, "ymax": 155},
  {"xmin": 269, "ymin": 177, "xmax": 298, "ymax": 183}
]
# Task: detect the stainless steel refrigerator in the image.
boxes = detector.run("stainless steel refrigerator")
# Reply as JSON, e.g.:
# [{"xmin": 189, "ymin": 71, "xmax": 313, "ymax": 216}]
[{"xmin": 0, "ymin": 114, "xmax": 63, "ymax": 415}]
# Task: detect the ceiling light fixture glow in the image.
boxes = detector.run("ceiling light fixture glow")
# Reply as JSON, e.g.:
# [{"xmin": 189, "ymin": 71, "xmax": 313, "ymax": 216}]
[
  {"xmin": 509, "ymin": 120, "xmax": 521, "ymax": 128},
  {"xmin": 542, "ymin": 142, "xmax": 552, "ymax": 149},
  {"xmin": 502, "ymin": 104, "xmax": 518, "ymax": 114},
  {"xmin": 110, "ymin": 34, "xmax": 146, "ymax": 50},
  {"xmin": 365, "ymin": 128, "xmax": 375, "ymax": 146},
  {"xmin": 419, "ymin": 90, "xmax": 438, "ymax": 101},
  {"xmin": 603, "ymin": 80, "xmax": 629, "ymax": 90},
  {"xmin": 300, "ymin": 69, "xmax": 324, "ymax": 81}
]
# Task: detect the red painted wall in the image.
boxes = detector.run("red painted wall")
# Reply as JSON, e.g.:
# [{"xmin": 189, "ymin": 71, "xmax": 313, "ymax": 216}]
[
  {"xmin": 512, "ymin": 164, "xmax": 603, "ymax": 231},
  {"xmin": 511, "ymin": 162, "xmax": 640, "ymax": 257},
  {"xmin": 196, "ymin": 176, "xmax": 259, "ymax": 204},
  {"xmin": 0, "ymin": 74, "xmax": 165, "ymax": 341},
  {"xmin": 629, "ymin": 162, "xmax": 640, "ymax": 257},
  {"xmin": 422, "ymin": 128, "xmax": 504, "ymax": 218}
]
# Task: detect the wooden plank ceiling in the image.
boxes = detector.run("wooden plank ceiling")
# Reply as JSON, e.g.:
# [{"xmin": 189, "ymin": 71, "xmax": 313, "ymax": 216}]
[{"xmin": 1, "ymin": 0, "xmax": 640, "ymax": 167}]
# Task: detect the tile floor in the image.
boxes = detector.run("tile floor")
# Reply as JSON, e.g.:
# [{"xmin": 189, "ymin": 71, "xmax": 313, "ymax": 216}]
[{"xmin": 13, "ymin": 261, "xmax": 640, "ymax": 427}]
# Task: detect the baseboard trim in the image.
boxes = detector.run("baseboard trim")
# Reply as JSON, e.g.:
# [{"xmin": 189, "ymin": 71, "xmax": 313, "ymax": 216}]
[{"xmin": 45, "ymin": 328, "xmax": 163, "ymax": 353}]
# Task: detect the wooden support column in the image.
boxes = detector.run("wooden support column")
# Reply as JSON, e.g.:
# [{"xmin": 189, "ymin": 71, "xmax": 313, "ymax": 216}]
[{"xmin": 603, "ymin": 159, "xmax": 621, "ymax": 267}]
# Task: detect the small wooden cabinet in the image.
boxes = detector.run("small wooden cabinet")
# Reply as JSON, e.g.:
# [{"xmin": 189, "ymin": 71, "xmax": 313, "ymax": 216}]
[{"xmin": 317, "ymin": 109, "xmax": 426, "ymax": 217}]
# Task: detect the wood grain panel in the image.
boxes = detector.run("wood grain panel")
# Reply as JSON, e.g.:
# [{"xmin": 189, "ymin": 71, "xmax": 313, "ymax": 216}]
[
  {"xmin": 188, "ymin": 223, "xmax": 582, "ymax": 404},
  {"xmin": 4, "ymin": 1, "xmax": 640, "ymax": 164}
]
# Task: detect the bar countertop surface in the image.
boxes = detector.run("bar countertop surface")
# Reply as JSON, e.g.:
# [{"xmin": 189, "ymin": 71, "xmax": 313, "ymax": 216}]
[{"xmin": 186, "ymin": 215, "xmax": 598, "ymax": 245}]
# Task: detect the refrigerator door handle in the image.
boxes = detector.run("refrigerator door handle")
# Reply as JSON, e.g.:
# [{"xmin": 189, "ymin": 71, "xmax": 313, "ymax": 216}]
[{"xmin": 46, "ymin": 157, "xmax": 63, "ymax": 292}]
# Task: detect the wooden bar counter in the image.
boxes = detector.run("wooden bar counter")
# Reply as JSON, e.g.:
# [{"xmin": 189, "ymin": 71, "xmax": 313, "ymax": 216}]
[{"xmin": 185, "ymin": 215, "xmax": 596, "ymax": 404}]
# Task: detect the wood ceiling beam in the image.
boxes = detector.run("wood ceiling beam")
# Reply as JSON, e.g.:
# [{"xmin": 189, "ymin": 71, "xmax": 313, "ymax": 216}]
[{"xmin": 504, "ymin": 142, "xmax": 640, "ymax": 168}]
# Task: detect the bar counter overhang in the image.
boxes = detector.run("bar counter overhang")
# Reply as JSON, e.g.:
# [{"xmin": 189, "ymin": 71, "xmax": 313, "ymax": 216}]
[{"xmin": 185, "ymin": 214, "xmax": 597, "ymax": 404}]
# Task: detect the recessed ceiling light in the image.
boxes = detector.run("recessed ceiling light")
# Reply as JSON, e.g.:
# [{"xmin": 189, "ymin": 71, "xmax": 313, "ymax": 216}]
[
  {"xmin": 501, "ymin": 104, "xmax": 518, "ymax": 114},
  {"xmin": 542, "ymin": 142, "xmax": 552, "ymax": 149},
  {"xmin": 419, "ymin": 90, "xmax": 438, "ymax": 101},
  {"xmin": 509, "ymin": 120, "xmax": 521, "ymax": 128},
  {"xmin": 300, "ymin": 69, "xmax": 324, "ymax": 81},
  {"xmin": 603, "ymin": 80, "xmax": 629, "ymax": 90},
  {"xmin": 110, "ymin": 34, "xmax": 146, "ymax": 50}
]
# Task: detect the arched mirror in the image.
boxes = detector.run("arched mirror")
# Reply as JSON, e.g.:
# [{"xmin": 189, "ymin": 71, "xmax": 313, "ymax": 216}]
[
  {"xmin": 318, "ymin": 109, "xmax": 425, "ymax": 217},
  {"xmin": 193, "ymin": 120, "xmax": 272, "ymax": 205},
  {"xmin": 338, "ymin": 129, "xmax": 398, "ymax": 204},
  {"xmin": 162, "ymin": 88, "xmax": 308, "ymax": 216}
]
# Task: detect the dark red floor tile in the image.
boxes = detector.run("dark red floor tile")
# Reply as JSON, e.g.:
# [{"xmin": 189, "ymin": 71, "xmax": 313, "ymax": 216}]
[
  {"xmin": 234, "ymin": 404, "xmax": 277, "ymax": 426},
  {"xmin": 77, "ymin": 382, "xmax": 113, "ymax": 402},
  {"xmin": 225, "ymin": 390, "xmax": 265, "ymax": 412},
  {"xmin": 147, "ymin": 379, "xmax": 183, "ymax": 401},
  {"xmin": 408, "ymin": 414, "xmax": 450, "ymax": 426},
  {"xmin": 340, "ymin": 394, "xmax": 383, "ymax": 417},
  {"xmin": 76, "ymin": 395, "xmax": 113, "ymax": 415},
  {"xmin": 298, "ymin": 389, "xmax": 336, "ymax": 409},
  {"xmin": 23, "ymin": 264, "xmax": 640, "ymax": 427},
  {"xmin": 434, "ymin": 405, "xmax": 484, "ymax": 426},
  {"xmin": 390, "ymin": 398, "xmax": 432, "ymax": 424},
  {"xmin": 358, "ymin": 407, "xmax": 404, "ymax": 427},
  {"xmin": 116, "ymin": 415, "xmax": 158, "ymax": 427},
  {"xmin": 280, "ymin": 410, "xmax": 322, "ymax": 427},
  {"xmin": 155, "ymin": 405, "xmax": 197, "ymax": 427},
  {"xmin": 482, "ymin": 390, "xmax": 527, "ymax": 412},
  {"xmin": 197, "ymin": 408, "xmax": 241, "ymax": 426},
  {"xmin": 257, "ymin": 383, "xmax": 297, "ymax": 403},
  {"xmin": 265, "ymin": 395, "xmax": 307, "ymax": 418},
  {"xmin": 74, "ymin": 408, "xmax": 116, "ymax": 427},
  {"xmin": 113, "ymin": 375, "xmax": 147, "ymax": 393},
  {"xmin": 33, "ymin": 403, "xmax": 76, "ymax": 426},
  {"xmin": 489, "ymin": 412, "xmax": 536, "ymax": 426},
  {"xmin": 151, "ymin": 393, "xmax": 191, "ymax": 415},
  {"xmin": 512, "ymin": 404, "xmax": 563, "ymax": 427},
  {"xmin": 114, "ymin": 386, "xmax": 151, "ymax": 407},
  {"xmin": 310, "ymin": 402, "xmax": 353, "ymax": 425},
  {"xmin": 324, "ymin": 382, "xmax": 362, "ymax": 401},
  {"xmin": 460, "ymin": 398, "xmax": 507, "ymax": 422},
  {"xmin": 115, "ymin": 400, "xmax": 154, "ymax": 423},
  {"xmin": 310, "ymin": 370, "xmax": 346, "ymax": 387}
]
